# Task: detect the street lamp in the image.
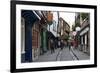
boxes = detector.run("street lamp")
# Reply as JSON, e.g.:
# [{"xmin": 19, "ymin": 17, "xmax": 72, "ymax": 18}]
[{"xmin": 75, "ymin": 26, "xmax": 81, "ymax": 32}]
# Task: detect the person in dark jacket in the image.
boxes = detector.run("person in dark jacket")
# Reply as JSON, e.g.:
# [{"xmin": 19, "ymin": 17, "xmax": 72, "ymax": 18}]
[
  {"xmin": 60, "ymin": 40, "xmax": 64, "ymax": 50},
  {"xmin": 68, "ymin": 41, "xmax": 71, "ymax": 50},
  {"xmin": 50, "ymin": 39, "xmax": 55, "ymax": 54}
]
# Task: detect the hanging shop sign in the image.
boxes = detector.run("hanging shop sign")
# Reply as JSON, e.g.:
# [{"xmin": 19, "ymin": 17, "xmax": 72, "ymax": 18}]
[{"xmin": 47, "ymin": 11, "xmax": 53, "ymax": 25}]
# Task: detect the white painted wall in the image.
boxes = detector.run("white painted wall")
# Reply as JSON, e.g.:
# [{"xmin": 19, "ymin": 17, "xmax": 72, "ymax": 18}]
[{"xmin": 47, "ymin": 12, "xmax": 58, "ymax": 37}]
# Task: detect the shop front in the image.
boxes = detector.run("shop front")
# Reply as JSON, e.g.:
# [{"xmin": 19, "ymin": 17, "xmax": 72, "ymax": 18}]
[
  {"xmin": 80, "ymin": 25, "xmax": 90, "ymax": 55},
  {"xmin": 21, "ymin": 10, "xmax": 40, "ymax": 62}
]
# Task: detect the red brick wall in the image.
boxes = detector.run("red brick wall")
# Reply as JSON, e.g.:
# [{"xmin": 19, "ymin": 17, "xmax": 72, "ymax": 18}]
[{"xmin": 32, "ymin": 23, "xmax": 40, "ymax": 49}]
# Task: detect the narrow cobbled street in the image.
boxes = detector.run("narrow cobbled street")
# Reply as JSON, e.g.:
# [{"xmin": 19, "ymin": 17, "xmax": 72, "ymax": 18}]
[{"xmin": 35, "ymin": 47, "xmax": 89, "ymax": 62}]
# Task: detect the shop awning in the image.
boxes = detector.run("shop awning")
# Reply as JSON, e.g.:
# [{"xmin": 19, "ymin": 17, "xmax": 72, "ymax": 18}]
[{"xmin": 21, "ymin": 10, "xmax": 41, "ymax": 27}]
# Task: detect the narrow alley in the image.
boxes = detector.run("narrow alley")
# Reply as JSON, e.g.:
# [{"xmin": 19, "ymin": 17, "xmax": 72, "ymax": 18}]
[{"xmin": 21, "ymin": 10, "xmax": 90, "ymax": 63}]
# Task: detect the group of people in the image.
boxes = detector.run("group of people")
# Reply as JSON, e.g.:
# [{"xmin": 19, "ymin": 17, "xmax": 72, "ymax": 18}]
[
  {"xmin": 68, "ymin": 40, "xmax": 78, "ymax": 50},
  {"xmin": 50, "ymin": 39, "xmax": 65, "ymax": 54},
  {"xmin": 50, "ymin": 39, "xmax": 78, "ymax": 54}
]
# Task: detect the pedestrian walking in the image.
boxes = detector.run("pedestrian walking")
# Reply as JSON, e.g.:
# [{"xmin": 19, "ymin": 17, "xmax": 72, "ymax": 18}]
[
  {"xmin": 58, "ymin": 41, "xmax": 60, "ymax": 48},
  {"xmin": 73, "ymin": 40, "xmax": 77, "ymax": 49},
  {"xmin": 68, "ymin": 41, "xmax": 71, "ymax": 50},
  {"xmin": 60, "ymin": 40, "xmax": 64, "ymax": 50},
  {"xmin": 50, "ymin": 39, "xmax": 55, "ymax": 54}
]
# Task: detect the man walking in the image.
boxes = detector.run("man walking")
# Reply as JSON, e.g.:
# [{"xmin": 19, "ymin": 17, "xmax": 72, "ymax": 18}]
[
  {"xmin": 68, "ymin": 41, "xmax": 71, "ymax": 50},
  {"xmin": 50, "ymin": 39, "xmax": 55, "ymax": 54},
  {"xmin": 60, "ymin": 40, "xmax": 64, "ymax": 50}
]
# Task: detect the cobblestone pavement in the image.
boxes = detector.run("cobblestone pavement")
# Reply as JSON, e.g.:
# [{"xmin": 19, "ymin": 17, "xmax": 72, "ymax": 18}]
[{"xmin": 34, "ymin": 47, "xmax": 90, "ymax": 62}]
